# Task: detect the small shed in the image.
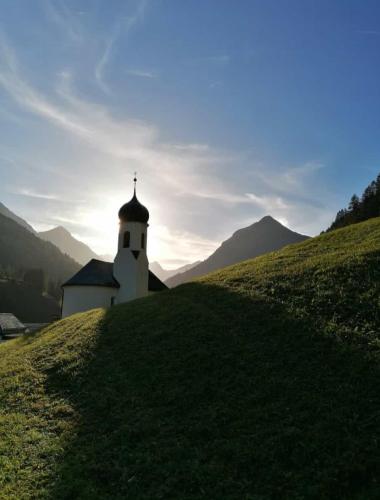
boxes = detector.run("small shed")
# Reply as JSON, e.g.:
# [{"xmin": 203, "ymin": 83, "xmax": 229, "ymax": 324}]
[{"xmin": 0, "ymin": 313, "xmax": 27, "ymax": 339}]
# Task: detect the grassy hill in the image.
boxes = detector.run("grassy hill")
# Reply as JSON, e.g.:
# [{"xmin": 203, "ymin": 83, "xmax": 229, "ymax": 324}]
[{"xmin": 1, "ymin": 218, "xmax": 380, "ymax": 499}]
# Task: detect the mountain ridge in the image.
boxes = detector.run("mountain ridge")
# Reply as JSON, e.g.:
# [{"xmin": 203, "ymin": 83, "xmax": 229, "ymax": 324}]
[
  {"xmin": 38, "ymin": 226, "xmax": 99, "ymax": 265},
  {"xmin": 0, "ymin": 213, "xmax": 80, "ymax": 283},
  {"xmin": 166, "ymin": 215, "xmax": 309, "ymax": 287},
  {"xmin": 0, "ymin": 202, "xmax": 36, "ymax": 234},
  {"xmin": 150, "ymin": 260, "xmax": 201, "ymax": 282}
]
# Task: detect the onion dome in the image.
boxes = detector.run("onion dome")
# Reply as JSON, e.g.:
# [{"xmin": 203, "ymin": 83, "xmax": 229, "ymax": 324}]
[{"xmin": 118, "ymin": 176, "xmax": 149, "ymax": 224}]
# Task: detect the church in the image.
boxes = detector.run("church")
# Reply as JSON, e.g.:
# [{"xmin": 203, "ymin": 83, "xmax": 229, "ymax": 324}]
[{"xmin": 61, "ymin": 179, "xmax": 167, "ymax": 318}]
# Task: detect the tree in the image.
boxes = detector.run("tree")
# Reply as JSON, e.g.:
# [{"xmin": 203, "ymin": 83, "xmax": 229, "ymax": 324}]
[
  {"xmin": 47, "ymin": 279, "xmax": 62, "ymax": 300},
  {"xmin": 327, "ymin": 172, "xmax": 380, "ymax": 232},
  {"xmin": 348, "ymin": 194, "xmax": 360, "ymax": 213},
  {"xmin": 24, "ymin": 268, "xmax": 45, "ymax": 293}
]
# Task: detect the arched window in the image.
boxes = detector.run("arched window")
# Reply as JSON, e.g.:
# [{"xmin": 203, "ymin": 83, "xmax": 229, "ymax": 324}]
[
  {"xmin": 141, "ymin": 233, "xmax": 145, "ymax": 249},
  {"xmin": 123, "ymin": 231, "xmax": 130, "ymax": 248}
]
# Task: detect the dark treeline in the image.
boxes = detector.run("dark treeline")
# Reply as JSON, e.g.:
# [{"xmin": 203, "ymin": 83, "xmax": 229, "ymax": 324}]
[
  {"xmin": 0, "ymin": 265, "xmax": 62, "ymax": 300},
  {"xmin": 327, "ymin": 172, "xmax": 380, "ymax": 232},
  {"xmin": 0, "ymin": 266, "xmax": 62, "ymax": 321}
]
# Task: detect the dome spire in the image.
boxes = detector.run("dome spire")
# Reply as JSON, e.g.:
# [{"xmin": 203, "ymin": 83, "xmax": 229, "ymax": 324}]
[{"xmin": 118, "ymin": 173, "xmax": 149, "ymax": 223}]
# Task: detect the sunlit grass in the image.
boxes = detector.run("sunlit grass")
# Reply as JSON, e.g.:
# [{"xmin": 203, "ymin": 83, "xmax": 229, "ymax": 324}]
[{"xmin": 1, "ymin": 217, "xmax": 380, "ymax": 499}]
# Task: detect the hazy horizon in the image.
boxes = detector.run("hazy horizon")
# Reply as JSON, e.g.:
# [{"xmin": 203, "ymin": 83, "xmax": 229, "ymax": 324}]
[{"xmin": 1, "ymin": 1, "xmax": 379, "ymax": 267}]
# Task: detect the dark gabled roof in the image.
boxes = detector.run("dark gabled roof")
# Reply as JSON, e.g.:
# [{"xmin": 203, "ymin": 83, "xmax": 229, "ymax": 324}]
[
  {"xmin": 63, "ymin": 259, "xmax": 119, "ymax": 288},
  {"xmin": 0, "ymin": 313, "xmax": 26, "ymax": 333},
  {"xmin": 62, "ymin": 259, "xmax": 168, "ymax": 292},
  {"xmin": 148, "ymin": 271, "xmax": 167, "ymax": 292}
]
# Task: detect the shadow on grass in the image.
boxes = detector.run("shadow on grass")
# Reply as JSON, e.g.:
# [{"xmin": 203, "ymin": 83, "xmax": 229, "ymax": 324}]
[{"xmin": 44, "ymin": 283, "xmax": 380, "ymax": 499}]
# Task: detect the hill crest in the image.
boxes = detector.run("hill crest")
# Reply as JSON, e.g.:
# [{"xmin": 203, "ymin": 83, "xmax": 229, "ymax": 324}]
[{"xmin": 1, "ymin": 217, "xmax": 379, "ymax": 498}]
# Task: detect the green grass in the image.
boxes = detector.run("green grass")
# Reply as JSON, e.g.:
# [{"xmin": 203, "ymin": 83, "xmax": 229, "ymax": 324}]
[{"xmin": 1, "ymin": 217, "xmax": 380, "ymax": 499}]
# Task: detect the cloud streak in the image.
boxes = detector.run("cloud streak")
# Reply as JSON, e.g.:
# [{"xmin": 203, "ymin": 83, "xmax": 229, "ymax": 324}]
[
  {"xmin": 126, "ymin": 68, "xmax": 157, "ymax": 79},
  {"xmin": 95, "ymin": 0, "xmax": 148, "ymax": 93},
  {"xmin": 43, "ymin": 0, "xmax": 83, "ymax": 43},
  {"xmin": 0, "ymin": 32, "xmax": 330, "ymax": 263},
  {"xmin": 13, "ymin": 188, "xmax": 60, "ymax": 200}
]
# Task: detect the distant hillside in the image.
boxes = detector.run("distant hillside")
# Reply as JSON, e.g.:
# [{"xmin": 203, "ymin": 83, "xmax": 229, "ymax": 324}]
[
  {"xmin": 0, "ymin": 213, "xmax": 80, "ymax": 282},
  {"xmin": 0, "ymin": 202, "xmax": 36, "ymax": 233},
  {"xmin": 38, "ymin": 226, "xmax": 98, "ymax": 265},
  {"xmin": 1, "ymin": 217, "xmax": 379, "ymax": 498},
  {"xmin": 150, "ymin": 260, "xmax": 201, "ymax": 282},
  {"xmin": 166, "ymin": 215, "xmax": 309, "ymax": 287}
]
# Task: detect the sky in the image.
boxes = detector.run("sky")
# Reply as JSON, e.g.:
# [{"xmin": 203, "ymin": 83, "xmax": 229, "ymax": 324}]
[{"xmin": 0, "ymin": 0, "xmax": 379, "ymax": 268}]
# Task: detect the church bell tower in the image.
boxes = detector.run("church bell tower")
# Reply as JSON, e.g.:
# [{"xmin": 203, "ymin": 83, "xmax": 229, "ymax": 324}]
[{"xmin": 114, "ymin": 176, "xmax": 149, "ymax": 303}]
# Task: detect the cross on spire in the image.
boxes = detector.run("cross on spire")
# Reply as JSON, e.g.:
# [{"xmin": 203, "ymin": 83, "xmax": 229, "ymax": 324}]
[{"xmin": 133, "ymin": 172, "xmax": 137, "ymax": 195}]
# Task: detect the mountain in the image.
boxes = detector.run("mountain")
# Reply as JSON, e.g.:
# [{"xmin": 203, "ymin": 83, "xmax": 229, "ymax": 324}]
[
  {"xmin": 166, "ymin": 215, "xmax": 309, "ymax": 287},
  {"xmin": 1, "ymin": 217, "xmax": 379, "ymax": 498},
  {"xmin": 0, "ymin": 202, "xmax": 36, "ymax": 233},
  {"xmin": 149, "ymin": 260, "xmax": 201, "ymax": 282},
  {"xmin": 0, "ymin": 213, "xmax": 80, "ymax": 283},
  {"xmin": 38, "ymin": 226, "xmax": 99, "ymax": 265}
]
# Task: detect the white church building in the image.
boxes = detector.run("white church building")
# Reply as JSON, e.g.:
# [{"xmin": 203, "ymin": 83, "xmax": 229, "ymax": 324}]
[{"xmin": 61, "ymin": 179, "xmax": 167, "ymax": 318}]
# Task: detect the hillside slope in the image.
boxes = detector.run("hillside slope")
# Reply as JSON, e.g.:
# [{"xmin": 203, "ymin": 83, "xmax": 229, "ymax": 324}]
[
  {"xmin": 166, "ymin": 215, "xmax": 309, "ymax": 287},
  {"xmin": 38, "ymin": 226, "xmax": 98, "ymax": 265},
  {"xmin": 0, "ymin": 213, "xmax": 80, "ymax": 282},
  {"xmin": 1, "ymin": 218, "xmax": 380, "ymax": 499},
  {"xmin": 0, "ymin": 202, "xmax": 36, "ymax": 233}
]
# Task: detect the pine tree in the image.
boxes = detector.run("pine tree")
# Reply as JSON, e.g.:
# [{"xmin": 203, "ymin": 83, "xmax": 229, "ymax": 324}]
[{"xmin": 327, "ymin": 172, "xmax": 380, "ymax": 231}]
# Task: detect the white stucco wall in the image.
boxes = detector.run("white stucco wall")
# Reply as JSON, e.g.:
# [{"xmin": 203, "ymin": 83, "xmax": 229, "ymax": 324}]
[
  {"xmin": 117, "ymin": 221, "xmax": 147, "ymax": 252},
  {"xmin": 62, "ymin": 285, "xmax": 116, "ymax": 318},
  {"xmin": 114, "ymin": 220, "xmax": 149, "ymax": 303}
]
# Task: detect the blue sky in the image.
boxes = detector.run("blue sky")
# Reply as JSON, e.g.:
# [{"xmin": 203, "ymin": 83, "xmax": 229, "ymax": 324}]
[{"xmin": 0, "ymin": 0, "xmax": 379, "ymax": 267}]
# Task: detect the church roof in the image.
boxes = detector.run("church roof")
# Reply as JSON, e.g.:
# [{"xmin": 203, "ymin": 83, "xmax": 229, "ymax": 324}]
[
  {"xmin": 0, "ymin": 313, "xmax": 26, "ymax": 333},
  {"xmin": 63, "ymin": 259, "xmax": 119, "ymax": 288},
  {"xmin": 148, "ymin": 270, "xmax": 168, "ymax": 292},
  {"xmin": 62, "ymin": 259, "xmax": 167, "ymax": 292}
]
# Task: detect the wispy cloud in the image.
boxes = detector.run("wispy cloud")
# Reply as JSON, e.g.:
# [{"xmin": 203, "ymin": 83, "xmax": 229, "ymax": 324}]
[
  {"xmin": 10, "ymin": 186, "xmax": 87, "ymax": 204},
  {"xmin": 0, "ymin": 33, "xmax": 329, "ymax": 260},
  {"xmin": 126, "ymin": 68, "xmax": 157, "ymax": 79},
  {"xmin": 12, "ymin": 188, "xmax": 60, "ymax": 200},
  {"xmin": 246, "ymin": 193, "xmax": 289, "ymax": 210},
  {"xmin": 95, "ymin": 25, "xmax": 120, "ymax": 94},
  {"xmin": 95, "ymin": 0, "xmax": 148, "ymax": 93},
  {"xmin": 43, "ymin": 0, "xmax": 83, "ymax": 43},
  {"xmin": 0, "ymin": 39, "xmax": 227, "ymax": 198}
]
